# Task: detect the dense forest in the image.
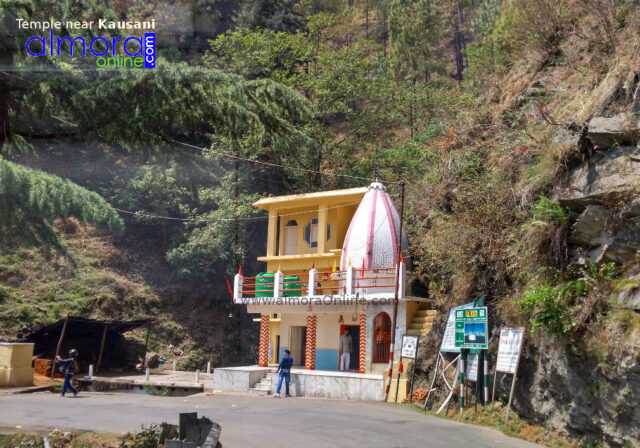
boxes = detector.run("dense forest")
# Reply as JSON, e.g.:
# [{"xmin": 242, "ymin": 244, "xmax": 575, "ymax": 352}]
[{"xmin": 1, "ymin": 0, "xmax": 639, "ymax": 445}]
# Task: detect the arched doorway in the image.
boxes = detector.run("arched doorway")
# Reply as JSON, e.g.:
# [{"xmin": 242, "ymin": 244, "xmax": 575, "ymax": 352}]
[{"xmin": 373, "ymin": 312, "xmax": 391, "ymax": 363}]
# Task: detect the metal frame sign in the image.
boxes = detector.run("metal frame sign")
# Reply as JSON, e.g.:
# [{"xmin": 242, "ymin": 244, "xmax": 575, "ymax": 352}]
[
  {"xmin": 440, "ymin": 302, "xmax": 476, "ymax": 352},
  {"xmin": 466, "ymin": 353, "xmax": 478, "ymax": 382},
  {"xmin": 401, "ymin": 334, "xmax": 419, "ymax": 359},
  {"xmin": 454, "ymin": 307, "xmax": 488, "ymax": 349},
  {"xmin": 495, "ymin": 327, "xmax": 524, "ymax": 373}
]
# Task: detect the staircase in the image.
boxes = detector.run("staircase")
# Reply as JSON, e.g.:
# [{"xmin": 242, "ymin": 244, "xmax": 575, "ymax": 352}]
[
  {"xmin": 406, "ymin": 305, "xmax": 437, "ymax": 336},
  {"xmin": 248, "ymin": 373, "xmax": 273, "ymax": 396}
]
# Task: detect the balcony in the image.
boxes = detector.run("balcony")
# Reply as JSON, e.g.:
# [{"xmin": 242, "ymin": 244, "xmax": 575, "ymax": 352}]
[{"xmin": 233, "ymin": 263, "xmax": 406, "ymax": 305}]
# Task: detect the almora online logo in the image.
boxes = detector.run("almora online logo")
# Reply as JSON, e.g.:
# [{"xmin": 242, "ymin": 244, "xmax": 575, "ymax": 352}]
[{"xmin": 26, "ymin": 31, "xmax": 156, "ymax": 69}]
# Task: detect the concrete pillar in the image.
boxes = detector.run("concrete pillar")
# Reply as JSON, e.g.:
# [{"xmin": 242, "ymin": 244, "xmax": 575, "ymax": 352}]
[
  {"xmin": 258, "ymin": 315, "xmax": 270, "ymax": 367},
  {"xmin": 233, "ymin": 273, "xmax": 243, "ymax": 301},
  {"xmin": 308, "ymin": 268, "xmax": 317, "ymax": 297},
  {"xmin": 266, "ymin": 209, "xmax": 278, "ymax": 257},
  {"xmin": 305, "ymin": 314, "xmax": 317, "ymax": 370},
  {"xmin": 346, "ymin": 265, "xmax": 353, "ymax": 295},
  {"xmin": 359, "ymin": 311, "xmax": 367, "ymax": 374},
  {"xmin": 274, "ymin": 271, "xmax": 283, "ymax": 298},
  {"xmin": 398, "ymin": 261, "xmax": 406, "ymax": 298},
  {"xmin": 317, "ymin": 203, "xmax": 327, "ymax": 254}
]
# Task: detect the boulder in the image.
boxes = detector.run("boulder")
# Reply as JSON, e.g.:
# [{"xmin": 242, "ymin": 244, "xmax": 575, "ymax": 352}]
[
  {"xmin": 568, "ymin": 205, "xmax": 640, "ymax": 265},
  {"xmin": 556, "ymin": 146, "xmax": 640, "ymax": 211},
  {"xmin": 569, "ymin": 205, "xmax": 610, "ymax": 247},
  {"xmin": 587, "ymin": 113, "xmax": 640, "ymax": 148}
]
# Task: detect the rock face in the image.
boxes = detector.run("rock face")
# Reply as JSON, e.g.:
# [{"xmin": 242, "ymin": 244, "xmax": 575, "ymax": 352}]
[
  {"xmin": 556, "ymin": 141, "xmax": 640, "ymax": 267},
  {"xmin": 556, "ymin": 146, "xmax": 640, "ymax": 210},
  {"xmin": 587, "ymin": 113, "xmax": 639, "ymax": 148},
  {"xmin": 518, "ymin": 339, "xmax": 640, "ymax": 448}
]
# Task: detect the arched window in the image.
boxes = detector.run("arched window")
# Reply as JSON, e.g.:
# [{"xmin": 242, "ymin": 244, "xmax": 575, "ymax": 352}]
[{"xmin": 373, "ymin": 312, "xmax": 391, "ymax": 363}]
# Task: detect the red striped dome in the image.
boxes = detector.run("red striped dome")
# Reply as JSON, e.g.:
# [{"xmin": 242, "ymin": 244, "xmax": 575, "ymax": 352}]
[{"xmin": 340, "ymin": 181, "xmax": 408, "ymax": 270}]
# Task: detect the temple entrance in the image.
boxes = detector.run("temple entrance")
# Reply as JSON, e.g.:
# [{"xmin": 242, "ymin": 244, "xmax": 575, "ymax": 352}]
[
  {"xmin": 339, "ymin": 325, "xmax": 360, "ymax": 371},
  {"xmin": 290, "ymin": 326, "xmax": 306, "ymax": 367}
]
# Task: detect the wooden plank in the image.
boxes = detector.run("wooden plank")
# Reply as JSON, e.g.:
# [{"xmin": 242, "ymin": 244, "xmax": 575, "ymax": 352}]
[
  {"xmin": 95, "ymin": 324, "xmax": 109, "ymax": 374},
  {"xmin": 51, "ymin": 316, "xmax": 69, "ymax": 379},
  {"xmin": 142, "ymin": 323, "xmax": 151, "ymax": 370}
]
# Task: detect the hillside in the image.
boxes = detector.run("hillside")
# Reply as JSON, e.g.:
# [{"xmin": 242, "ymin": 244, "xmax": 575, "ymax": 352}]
[
  {"xmin": 1, "ymin": 0, "xmax": 640, "ymax": 446},
  {"xmin": 0, "ymin": 218, "xmax": 257, "ymax": 369}
]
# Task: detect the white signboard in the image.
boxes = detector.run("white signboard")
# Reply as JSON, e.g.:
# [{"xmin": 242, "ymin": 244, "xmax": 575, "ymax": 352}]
[
  {"xmin": 466, "ymin": 353, "xmax": 478, "ymax": 382},
  {"xmin": 440, "ymin": 302, "xmax": 476, "ymax": 353},
  {"xmin": 401, "ymin": 334, "xmax": 419, "ymax": 359},
  {"xmin": 496, "ymin": 327, "xmax": 524, "ymax": 373}
]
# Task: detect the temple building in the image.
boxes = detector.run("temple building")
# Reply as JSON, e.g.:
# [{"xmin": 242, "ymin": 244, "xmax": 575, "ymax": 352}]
[{"xmin": 215, "ymin": 181, "xmax": 434, "ymax": 400}]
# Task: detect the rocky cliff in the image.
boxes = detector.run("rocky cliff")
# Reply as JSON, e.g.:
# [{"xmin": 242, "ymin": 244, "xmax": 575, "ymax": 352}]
[{"xmin": 415, "ymin": 112, "xmax": 640, "ymax": 447}]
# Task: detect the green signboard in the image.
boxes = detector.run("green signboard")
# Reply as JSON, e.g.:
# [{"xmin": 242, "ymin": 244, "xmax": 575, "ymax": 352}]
[{"xmin": 454, "ymin": 307, "xmax": 488, "ymax": 349}]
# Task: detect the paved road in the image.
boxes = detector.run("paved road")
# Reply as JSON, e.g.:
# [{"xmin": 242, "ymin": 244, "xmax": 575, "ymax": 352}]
[{"xmin": 0, "ymin": 392, "xmax": 541, "ymax": 448}]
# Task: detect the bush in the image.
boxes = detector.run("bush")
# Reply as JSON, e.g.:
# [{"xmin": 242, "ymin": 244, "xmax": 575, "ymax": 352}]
[
  {"xmin": 118, "ymin": 425, "xmax": 161, "ymax": 448},
  {"xmin": 531, "ymin": 196, "xmax": 569, "ymax": 225},
  {"xmin": 519, "ymin": 283, "xmax": 578, "ymax": 335},
  {"xmin": 518, "ymin": 262, "xmax": 620, "ymax": 334}
]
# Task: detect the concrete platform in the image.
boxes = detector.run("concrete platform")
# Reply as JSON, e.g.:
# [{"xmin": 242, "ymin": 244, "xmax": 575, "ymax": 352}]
[
  {"xmin": 213, "ymin": 365, "xmax": 384, "ymax": 401},
  {"xmin": 77, "ymin": 370, "xmax": 213, "ymax": 393}
]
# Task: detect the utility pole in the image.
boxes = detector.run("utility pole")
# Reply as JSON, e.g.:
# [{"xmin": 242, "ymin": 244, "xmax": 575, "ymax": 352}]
[{"xmin": 384, "ymin": 181, "xmax": 405, "ymax": 402}]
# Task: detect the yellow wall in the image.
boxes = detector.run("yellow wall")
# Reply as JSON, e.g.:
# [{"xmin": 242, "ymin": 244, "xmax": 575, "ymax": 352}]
[
  {"xmin": 0, "ymin": 343, "xmax": 34, "ymax": 387},
  {"xmin": 257, "ymin": 189, "xmax": 364, "ymax": 275},
  {"xmin": 268, "ymin": 320, "xmax": 280, "ymax": 365}
]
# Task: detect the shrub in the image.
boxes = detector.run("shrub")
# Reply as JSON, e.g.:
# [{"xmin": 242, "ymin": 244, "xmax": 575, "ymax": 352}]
[{"xmin": 518, "ymin": 262, "xmax": 620, "ymax": 334}]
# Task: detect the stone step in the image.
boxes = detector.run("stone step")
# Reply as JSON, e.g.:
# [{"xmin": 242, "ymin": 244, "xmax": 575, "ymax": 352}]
[
  {"xmin": 408, "ymin": 322, "xmax": 433, "ymax": 330},
  {"xmin": 415, "ymin": 310, "xmax": 437, "ymax": 317},
  {"xmin": 406, "ymin": 329, "xmax": 431, "ymax": 336},
  {"xmin": 411, "ymin": 316, "xmax": 435, "ymax": 324},
  {"xmin": 248, "ymin": 387, "xmax": 272, "ymax": 396}
]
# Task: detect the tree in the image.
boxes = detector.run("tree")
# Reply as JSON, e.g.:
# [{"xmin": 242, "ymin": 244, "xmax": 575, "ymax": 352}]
[
  {"xmin": 237, "ymin": 0, "xmax": 305, "ymax": 32},
  {"xmin": 0, "ymin": 0, "xmax": 313, "ymax": 251}
]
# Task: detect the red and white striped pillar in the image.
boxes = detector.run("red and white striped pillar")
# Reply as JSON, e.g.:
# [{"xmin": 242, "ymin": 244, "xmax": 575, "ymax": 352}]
[
  {"xmin": 359, "ymin": 312, "xmax": 366, "ymax": 374},
  {"xmin": 305, "ymin": 314, "xmax": 317, "ymax": 370},
  {"xmin": 258, "ymin": 314, "xmax": 270, "ymax": 367}
]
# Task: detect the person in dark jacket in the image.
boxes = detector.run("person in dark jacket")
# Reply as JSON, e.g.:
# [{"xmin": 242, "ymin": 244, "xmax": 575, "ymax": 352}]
[
  {"xmin": 274, "ymin": 349, "xmax": 293, "ymax": 397},
  {"xmin": 56, "ymin": 349, "xmax": 79, "ymax": 397}
]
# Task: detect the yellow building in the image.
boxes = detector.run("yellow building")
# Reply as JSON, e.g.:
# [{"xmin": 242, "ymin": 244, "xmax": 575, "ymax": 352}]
[{"xmin": 233, "ymin": 181, "xmax": 432, "ymax": 380}]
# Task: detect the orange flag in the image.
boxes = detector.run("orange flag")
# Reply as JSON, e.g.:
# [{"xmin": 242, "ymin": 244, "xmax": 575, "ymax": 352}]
[{"xmin": 225, "ymin": 276, "xmax": 233, "ymax": 297}]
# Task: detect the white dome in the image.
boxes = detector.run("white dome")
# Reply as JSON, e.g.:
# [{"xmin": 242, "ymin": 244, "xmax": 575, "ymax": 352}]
[{"xmin": 340, "ymin": 181, "xmax": 408, "ymax": 270}]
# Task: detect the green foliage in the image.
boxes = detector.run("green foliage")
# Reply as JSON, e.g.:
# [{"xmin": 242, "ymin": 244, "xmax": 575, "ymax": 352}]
[
  {"xmin": 166, "ymin": 180, "xmax": 264, "ymax": 280},
  {"xmin": 206, "ymin": 28, "xmax": 313, "ymax": 82},
  {"xmin": 518, "ymin": 263, "xmax": 620, "ymax": 335},
  {"xmin": 0, "ymin": 434, "xmax": 44, "ymax": 448},
  {"xmin": 492, "ymin": 0, "xmax": 574, "ymax": 59},
  {"xmin": 237, "ymin": 0, "xmax": 305, "ymax": 32},
  {"xmin": 531, "ymin": 196, "xmax": 569, "ymax": 225},
  {"xmin": 519, "ymin": 283, "xmax": 578, "ymax": 335},
  {"xmin": 389, "ymin": 0, "xmax": 443, "ymax": 81},
  {"xmin": 0, "ymin": 285, "xmax": 9, "ymax": 302},
  {"xmin": 0, "ymin": 158, "xmax": 123, "ymax": 250},
  {"xmin": 205, "ymin": 26, "xmax": 400, "ymax": 189},
  {"xmin": 118, "ymin": 425, "xmax": 161, "ymax": 448}
]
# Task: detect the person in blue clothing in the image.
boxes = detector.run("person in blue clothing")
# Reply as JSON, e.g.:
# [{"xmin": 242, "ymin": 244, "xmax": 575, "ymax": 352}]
[
  {"xmin": 274, "ymin": 349, "xmax": 293, "ymax": 397},
  {"xmin": 56, "ymin": 349, "xmax": 79, "ymax": 397}
]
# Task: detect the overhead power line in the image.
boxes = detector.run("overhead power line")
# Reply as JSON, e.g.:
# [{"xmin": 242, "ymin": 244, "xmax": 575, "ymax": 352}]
[{"xmin": 3, "ymin": 69, "xmax": 400, "ymax": 186}]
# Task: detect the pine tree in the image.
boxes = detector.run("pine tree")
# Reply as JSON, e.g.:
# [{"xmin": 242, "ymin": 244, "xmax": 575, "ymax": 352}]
[{"xmin": 0, "ymin": 0, "xmax": 313, "ymax": 250}]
